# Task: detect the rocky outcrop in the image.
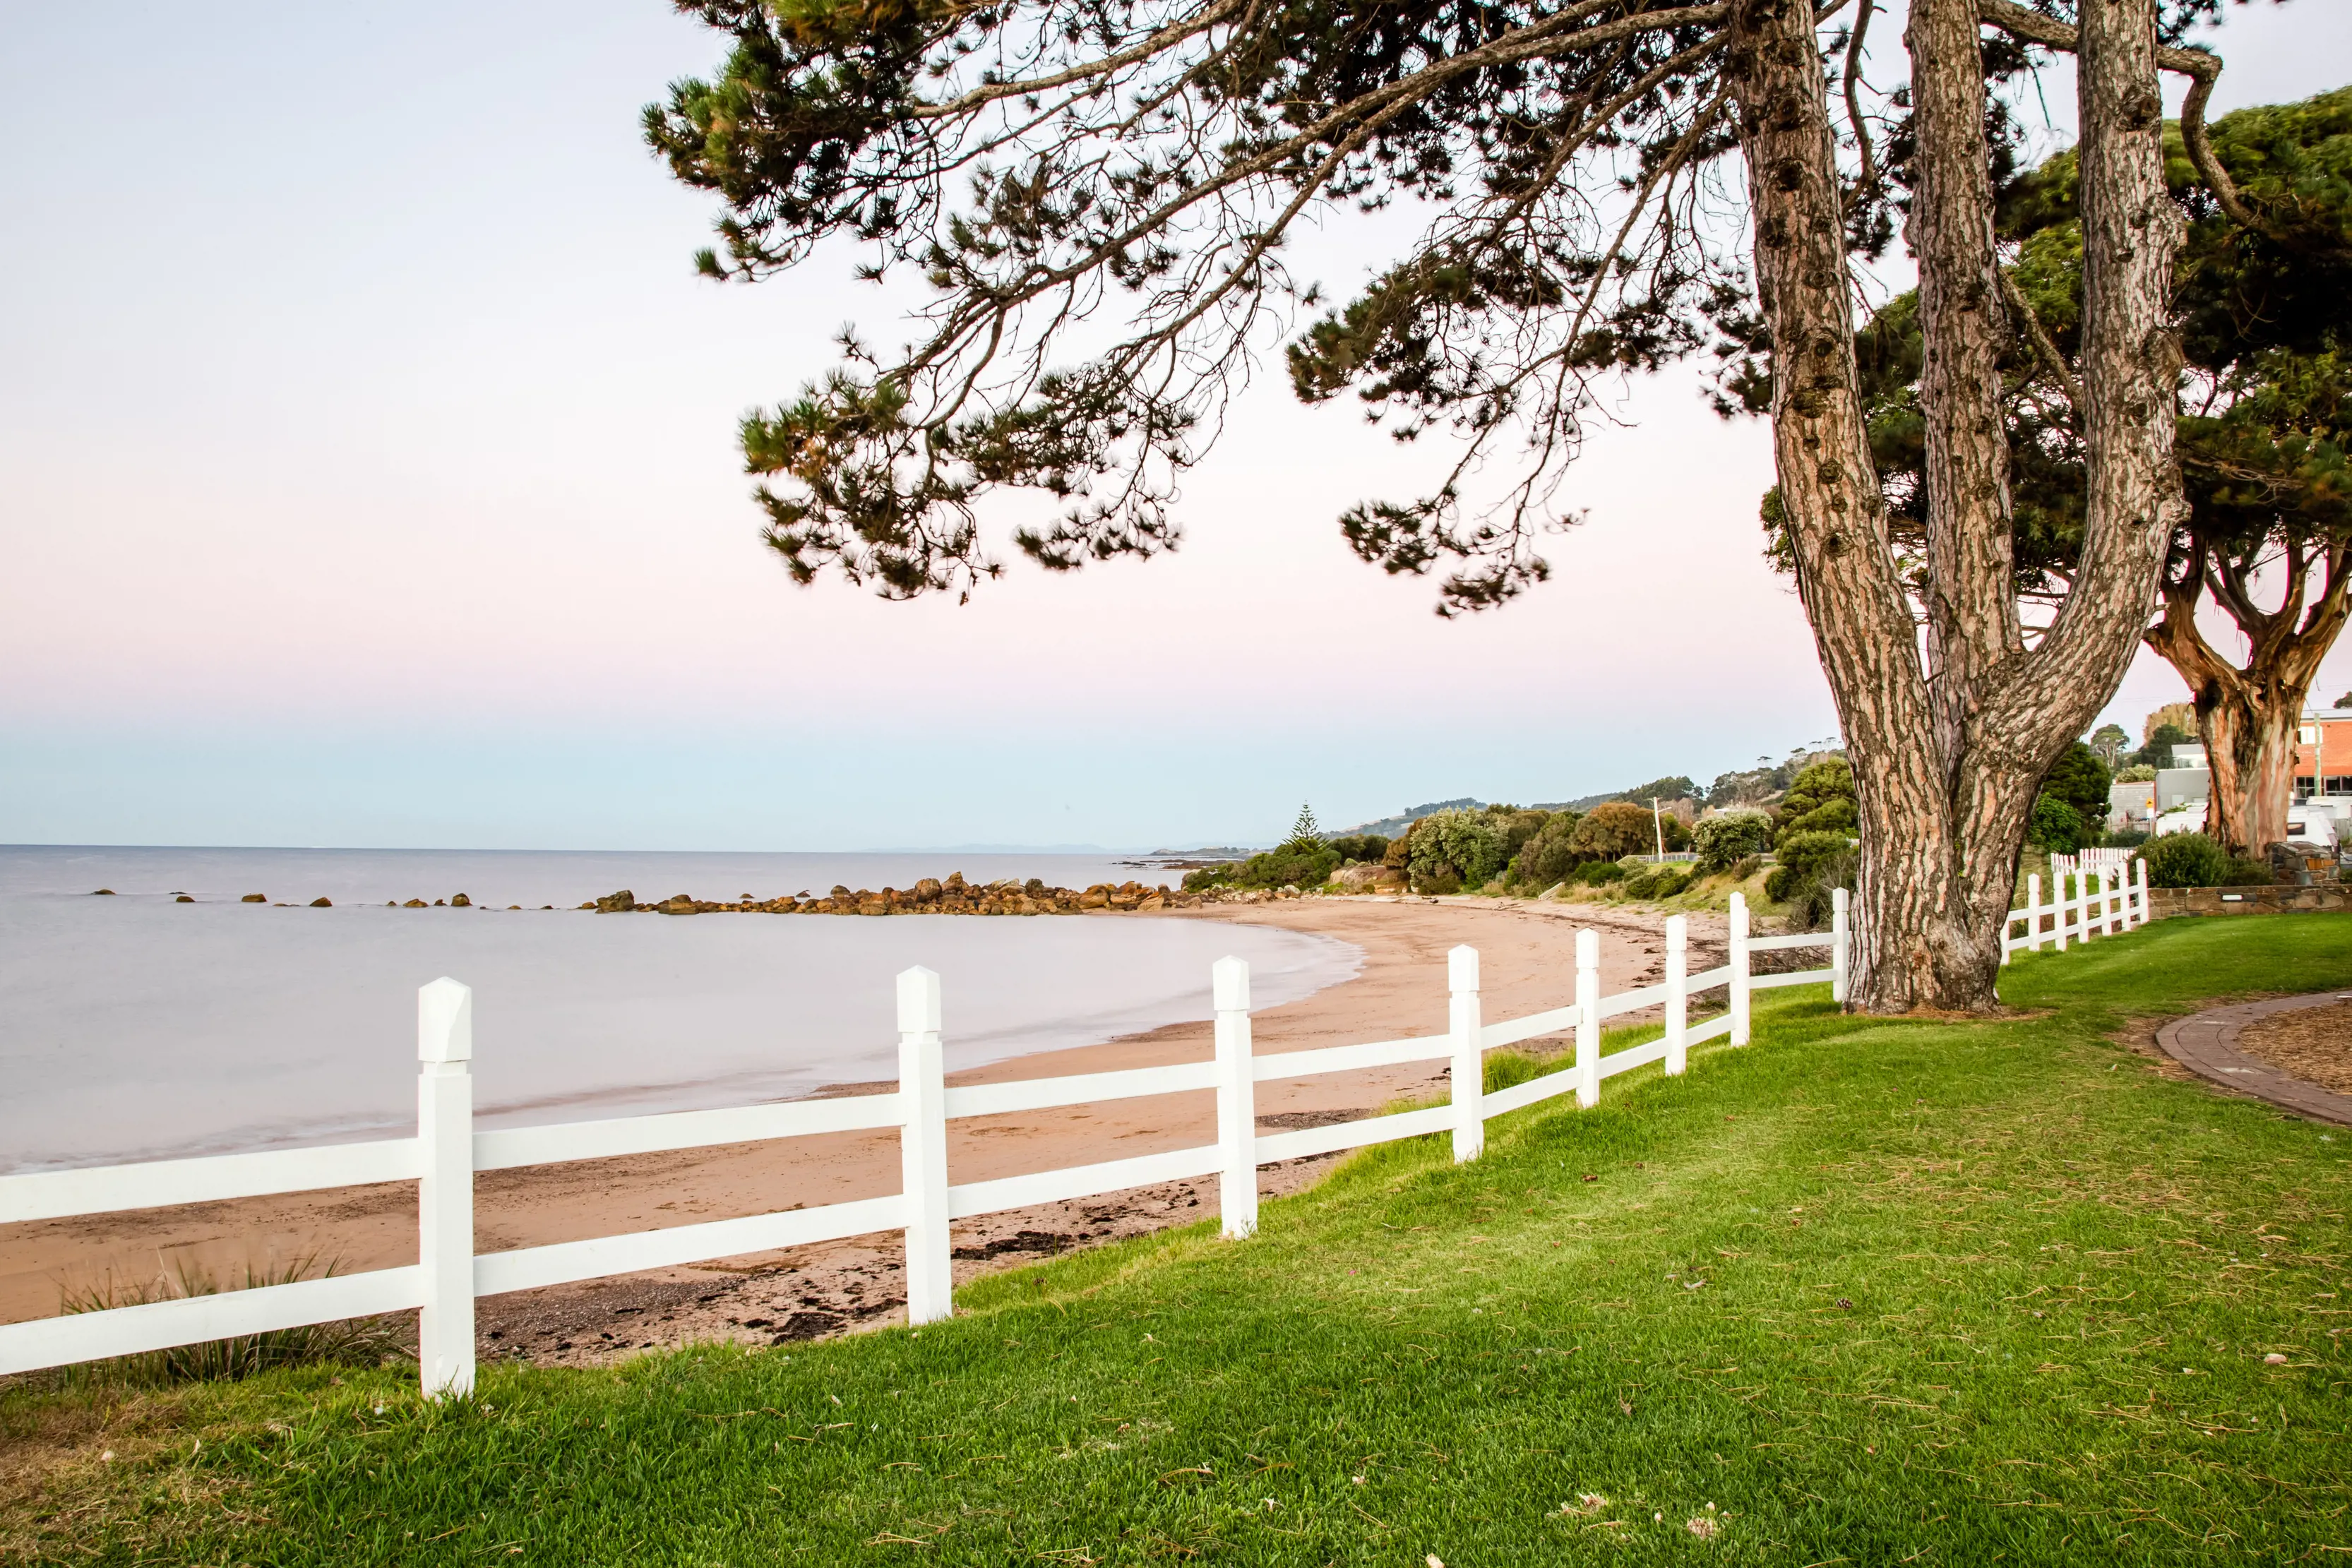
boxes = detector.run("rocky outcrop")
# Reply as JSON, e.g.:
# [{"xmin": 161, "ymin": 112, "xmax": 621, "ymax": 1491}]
[{"xmin": 583, "ymin": 872, "xmax": 1229, "ymax": 916}]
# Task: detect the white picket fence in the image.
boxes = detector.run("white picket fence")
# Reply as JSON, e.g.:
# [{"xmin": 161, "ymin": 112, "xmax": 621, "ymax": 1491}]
[
  {"xmin": 0, "ymin": 890, "xmax": 1849, "ymax": 1396},
  {"xmin": 2000, "ymin": 852, "xmax": 2150, "ymax": 962}
]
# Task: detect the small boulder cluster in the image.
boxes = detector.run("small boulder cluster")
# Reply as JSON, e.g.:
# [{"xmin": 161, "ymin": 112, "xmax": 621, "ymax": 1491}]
[{"xmin": 582, "ymin": 872, "xmax": 1287, "ymax": 916}]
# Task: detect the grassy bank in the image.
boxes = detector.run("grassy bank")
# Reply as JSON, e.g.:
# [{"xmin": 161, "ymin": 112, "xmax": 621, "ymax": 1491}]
[{"xmin": 7, "ymin": 916, "xmax": 2348, "ymax": 1564}]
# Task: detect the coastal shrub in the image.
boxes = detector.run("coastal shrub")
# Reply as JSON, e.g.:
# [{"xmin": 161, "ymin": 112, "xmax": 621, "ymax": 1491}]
[
  {"xmin": 1180, "ymin": 865, "xmax": 1236, "ymax": 892},
  {"xmin": 1236, "ymin": 842, "xmax": 1341, "ymax": 890},
  {"xmin": 1780, "ymin": 849, "xmax": 1858, "ymax": 929},
  {"xmin": 1727, "ymin": 853, "xmax": 1765, "ymax": 882},
  {"xmin": 1766, "ymin": 829, "xmax": 1854, "ymax": 902},
  {"xmin": 1407, "ymin": 809, "xmax": 1507, "ymax": 893},
  {"xmin": 2027, "ymin": 796, "xmax": 2089, "ymax": 855},
  {"xmin": 1381, "ymin": 822, "xmax": 1417, "ymax": 869},
  {"xmin": 1507, "ymin": 811, "xmax": 1584, "ymax": 888},
  {"xmin": 1568, "ymin": 801, "xmax": 1656, "ymax": 862},
  {"xmin": 2144, "ymin": 832, "xmax": 2231, "ymax": 888},
  {"xmin": 1572, "ymin": 858, "xmax": 1628, "ymax": 887},
  {"xmin": 1325, "ymin": 833, "xmax": 1390, "ymax": 865},
  {"xmin": 2226, "ymin": 855, "xmax": 2277, "ymax": 886},
  {"xmin": 1416, "ymin": 863, "xmax": 1464, "ymax": 896},
  {"xmin": 1774, "ymin": 758, "xmax": 1857, "ymax": 843},
  {"xmin": 1495, "ymin": 809, "xmax": 1552, "ymax": 865},
  {"xmin": 1772, "ymin": 829, "xmax": 1852, "ymax": 881},
  {"xmin": 1691, "ymin": 810, "xmax": 1773, "ymax": 872},
  {"xmin": 1620, "ymin": 866, "xmax": 1693, "ymax": 900}
]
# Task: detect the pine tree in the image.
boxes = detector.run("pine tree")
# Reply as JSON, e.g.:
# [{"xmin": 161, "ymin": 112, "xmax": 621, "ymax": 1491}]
[
  {"xmin": 649, "ymin": 0, "xmax": 2262, "ymax": 1010},
  {"xmin": 1289, "ymin": 803, "xmax": 1323, "ymax": 848}
]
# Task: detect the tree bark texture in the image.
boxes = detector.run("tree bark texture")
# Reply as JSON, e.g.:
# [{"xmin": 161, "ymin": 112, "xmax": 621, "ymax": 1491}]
[
  {"xmin": 1906, "ymin": 0, "xmax": 2022, "ymax": 761},
  {"xmin": 1733, "ymin": 0, "xmax": 2183, "ymax": 1012},
  {"xmin": 2145, "ymin": 540, "xmax": 2352, "ymax": 854}
]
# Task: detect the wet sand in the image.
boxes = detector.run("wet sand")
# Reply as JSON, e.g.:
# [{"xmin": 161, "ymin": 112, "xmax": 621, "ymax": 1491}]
[{"xmin": 1, "ymin": 897, "xmax": 1714, "ymax": 1363}]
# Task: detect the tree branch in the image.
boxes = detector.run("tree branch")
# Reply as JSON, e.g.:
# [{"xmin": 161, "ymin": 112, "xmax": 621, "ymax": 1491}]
[{"xmin": 1976, "ymin": 0, "xmax": 2277, "ymax": 239}]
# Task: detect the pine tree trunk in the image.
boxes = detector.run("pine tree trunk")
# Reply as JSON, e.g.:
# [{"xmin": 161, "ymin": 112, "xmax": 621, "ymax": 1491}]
[
  {"xmin": 1731, "ymin": 0, "xmax": 1994, "ymax": 1011},
  {"xmin": 1731, "ymin": 0, "xmax": 2182, "ymax": 1012},
  {"xmin": 2199, "ymin": 694, "xmax": 2299, "ymax": 854}
]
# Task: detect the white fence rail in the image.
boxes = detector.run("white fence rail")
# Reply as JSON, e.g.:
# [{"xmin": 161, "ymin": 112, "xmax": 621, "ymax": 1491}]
[
  {"xmin": 2000, "ymin": 854, "xmax": 2150, "ymax": 962},
  {"xmin": 1, "ymin": 891, "xmax": 1850, "ymax": 1396}
]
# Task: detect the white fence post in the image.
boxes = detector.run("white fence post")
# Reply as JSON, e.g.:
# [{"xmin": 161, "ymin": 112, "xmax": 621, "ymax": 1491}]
[
  {"xmin": 1729, "ymin": 893, "xmax": 1752, "ymax": 1046},
  {"xmin": 1448, "ymin": 945, "xmax": 1483, "ymax": 1162},
  {"xmin": 2134, "ymin": 856, "xmax": 2149, "ymax": 926},
  {"xmin": 2026, "ymin": 873, "xmax": 2043, "ymax": 952},
  {"xmin": 417, "ymin": 977, "xmax": 475, "ymax": 1400},
  {"xmin": 897, "ymin": 966, "xmax": 952, "ymax": 1326},
  {"xmin": 1212, "ymin": 956, "xmax": 1258, "ymax": 1239},
  {"xmin": 1831, "ymin": 887, "xmax": 1851, "ymax": 1004},
  {"xmin": 1574, "ymin": 929, "xmax": 1601, "ymax": 1108},
  {"xmin": 1664, "ymin": 916, "xmax": 1689, "ymax": 1075},
  {"xmin": 2103, "ymin": 866, "xmax": 2120, "ymax": 936},
  {"xmin": 2055, "ymin": 864, "xmax": 2072, "ymax": 950}
]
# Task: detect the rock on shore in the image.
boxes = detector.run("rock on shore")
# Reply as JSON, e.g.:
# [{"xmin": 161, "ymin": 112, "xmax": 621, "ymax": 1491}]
[{"xmin": 579, "ymin": 873, "xmax": 1310, "ymax": 916}]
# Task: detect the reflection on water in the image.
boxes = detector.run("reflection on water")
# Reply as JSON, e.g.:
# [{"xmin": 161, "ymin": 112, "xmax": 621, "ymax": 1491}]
[{"xmin": 0, "ymin": 847, "xmax": 1355, "ymax": 1171}]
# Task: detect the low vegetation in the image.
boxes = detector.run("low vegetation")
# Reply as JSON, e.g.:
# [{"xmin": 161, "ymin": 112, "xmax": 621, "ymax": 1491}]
[{"xmin": 8, "ymin": 916, "xmax": 2348, "ymax": 1563}]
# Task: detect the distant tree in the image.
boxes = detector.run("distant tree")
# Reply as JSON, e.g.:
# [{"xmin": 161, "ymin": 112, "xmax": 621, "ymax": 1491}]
[
  {"xmin": 2089, "ymin": 724, "xmax": 2131, "ymax": 766},
  {"xmin": 1692, "ymin": 812, "xmax": 1774, "ymax": 873},
  {"xmin": 1493, "ymin": 809, "xmax": 1553, "ymax": 866},
  {"xmin": 1568, "ymin": 803, "xmax": 1656, "ymax": 865},
  {"xmin": 2144, "ymin": 702, "xmax": 2199, "ymax": 745},
  {"xmin": 2040, "ymin": 741, "xmax": 2115, "ymax": 823},
  {"xmin": 1774, "ymin": 760, "xmax": 1858, "ymax": 846},
  {"xmin": 1509, "ymin": 813, "xmax": 1586, "ymax": 890},
  {"xmin": 1289, "ymin": 803, "xmax": 1324, "ymax": 848},
  {"xmin": 2336, "ymin": 691, "xmax": 2352, "ymax": 710},
  {"xmin": 2137, "ymin": 721, "xmax": 2196, "ymax": 768},
  {"xmin": 1609, "ymin": 776, "xmax": 1702, "ymax": 810},
  {"xmin": 1325, "ymin": 833, "xmax": 1391, "ymax": 865},
  {"xmin": 2028, "ymin": 795, "xmax": 2091, "ymax": 854},
  {"xmin": 1407, "ymin": 810, "xmax": 1508, "ymax": 894}
]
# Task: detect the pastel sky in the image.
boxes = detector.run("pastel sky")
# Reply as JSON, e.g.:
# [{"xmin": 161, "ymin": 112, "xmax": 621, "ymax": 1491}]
[{"xmin": 5, "ymin": 1, "xmax": 2348, "ymax": 851}]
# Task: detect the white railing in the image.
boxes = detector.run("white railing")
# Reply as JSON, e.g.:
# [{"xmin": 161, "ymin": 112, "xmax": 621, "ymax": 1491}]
[
  {"xmin": 2000, "ymin": 853, "xmax": 2149, "ymax": 962},
  {"xmin": 1, "ymin": 890, "xmax": 1849, "ymax": 1396}
]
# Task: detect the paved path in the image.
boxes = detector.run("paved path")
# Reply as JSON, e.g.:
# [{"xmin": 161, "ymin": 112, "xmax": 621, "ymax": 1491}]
[{"xmin": 2155, "ymin": 993, "xmax": 2352, "ymax": 1127}]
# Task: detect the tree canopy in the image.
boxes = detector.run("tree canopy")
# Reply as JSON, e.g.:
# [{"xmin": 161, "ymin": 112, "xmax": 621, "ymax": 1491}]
[{"xmin": 648, "ymin": 0, "xmax": 2276, "ymax": 1010}]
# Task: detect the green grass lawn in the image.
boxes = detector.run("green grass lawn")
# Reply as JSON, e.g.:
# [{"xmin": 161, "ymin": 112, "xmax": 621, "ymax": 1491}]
[{"xmin": 8, "ymin": 915, "xmax": 2350, "ymax": 1564}]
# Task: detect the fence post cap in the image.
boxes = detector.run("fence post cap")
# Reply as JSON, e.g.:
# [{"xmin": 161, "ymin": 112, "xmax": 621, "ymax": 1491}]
[
  {"xmin": 1212, "ymin": 954, "xmax": 1250, "ymax": 1012},
  {"xmin": 1833, "ymin": 886, "xmax": 1851, "ymax": 911},
  {"xmin": 1575, "ymin": 927, "xmax": 1599, "ymax": 962},
  {"xmin": 1447, "ymin": 944, "xmax": 1479, "ymax": 992},
  {"xmin": 417, "ymin": 977, "xmax": 472, "ymax": 1063},
  {"xmin": 896, "ymin": 966, "xmax": 942, "ymax": 1034},
  {"xmin": 1665, "ymin": 914, "xmax": 1688, "ymax": 947}
]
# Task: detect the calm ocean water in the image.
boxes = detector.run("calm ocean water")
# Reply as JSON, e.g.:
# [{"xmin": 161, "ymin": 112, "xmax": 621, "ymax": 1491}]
[{"xmin": 0, "ymin": 846, "xmax": 1356, "ymax": 1172}]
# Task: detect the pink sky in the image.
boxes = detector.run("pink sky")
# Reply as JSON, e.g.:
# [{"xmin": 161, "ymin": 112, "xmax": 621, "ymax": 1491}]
[{"xmin": 4, "ymin": 1, "xmax": 2347, "ymax": 849}]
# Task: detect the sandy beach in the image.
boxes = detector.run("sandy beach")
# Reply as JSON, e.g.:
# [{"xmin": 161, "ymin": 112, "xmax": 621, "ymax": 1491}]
[{"xmin": 0, "ymin": 897, "xmax": 1719, "ymax": 1363}]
